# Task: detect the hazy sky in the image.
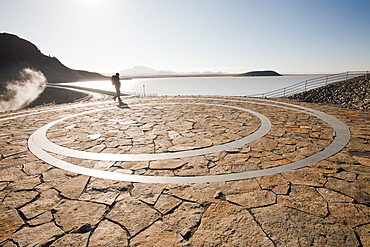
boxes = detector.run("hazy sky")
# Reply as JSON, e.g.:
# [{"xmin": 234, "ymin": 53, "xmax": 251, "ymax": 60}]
[{"xmin": 1, "ymin": 0, "xmax": 369, "ymax": 74}]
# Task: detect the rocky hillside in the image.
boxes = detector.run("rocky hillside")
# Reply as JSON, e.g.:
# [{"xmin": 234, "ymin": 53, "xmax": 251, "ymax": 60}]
[
  {"xmin": 0, "ymin": 33, "xmax": 107, "ymax": 84},
  {"xmin": 288, "ymin": 75, "xmax": 369, "ymax": 110}
]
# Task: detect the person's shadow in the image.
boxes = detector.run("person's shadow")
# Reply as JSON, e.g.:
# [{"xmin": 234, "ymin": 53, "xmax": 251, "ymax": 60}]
[{"xmin": 117, "ymin": 101, "xmax": 130, "ymax": 109}]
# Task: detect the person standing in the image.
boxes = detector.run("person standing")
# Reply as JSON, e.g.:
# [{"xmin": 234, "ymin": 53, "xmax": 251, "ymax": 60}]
[{"xmin": 111, "ymin": 73, "xmax": 122, "ymax": 102}]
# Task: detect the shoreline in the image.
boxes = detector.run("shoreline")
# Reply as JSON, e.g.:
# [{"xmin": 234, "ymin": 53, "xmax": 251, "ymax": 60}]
[{"xmin": 24, "ymin": 73, "xmax": 370, "ymax": 111}]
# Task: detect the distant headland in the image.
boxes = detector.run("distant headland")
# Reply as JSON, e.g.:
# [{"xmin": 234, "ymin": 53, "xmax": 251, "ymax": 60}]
[{"xmin": 238, "ymin": 70, "xmax": 282, "ymax": 76}]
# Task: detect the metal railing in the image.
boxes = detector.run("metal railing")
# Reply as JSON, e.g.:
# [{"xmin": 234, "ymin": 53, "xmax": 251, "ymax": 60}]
[{"xmin": 247, "ymin": 71, "xmax": 369, "ymax": 98}]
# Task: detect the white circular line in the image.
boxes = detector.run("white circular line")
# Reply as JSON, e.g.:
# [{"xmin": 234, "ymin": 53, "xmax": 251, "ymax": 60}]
[
  {"xmin": 29, "ymin": 103, "xmax": 270, "ymax": 161},
  {"xmin": 28, "ymin": 98, "xmax": 350, "ymax": 183}
]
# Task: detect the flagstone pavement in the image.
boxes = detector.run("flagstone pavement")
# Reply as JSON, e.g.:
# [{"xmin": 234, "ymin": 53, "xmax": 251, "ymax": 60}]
[{"xmin": 1, "ymin": 94, "xmax": 369, "ymax": 246}]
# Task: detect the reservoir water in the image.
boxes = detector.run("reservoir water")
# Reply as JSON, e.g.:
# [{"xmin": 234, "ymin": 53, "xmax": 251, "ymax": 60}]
[{"xmin": 63, "ymin": 75, "xmax": 321, "ymax": 97}]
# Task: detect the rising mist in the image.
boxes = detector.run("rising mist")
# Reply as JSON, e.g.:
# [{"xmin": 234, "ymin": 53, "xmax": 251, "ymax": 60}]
[{"xmin": 0, "ymin": 68, "xmax": 47, "ymax": 112}]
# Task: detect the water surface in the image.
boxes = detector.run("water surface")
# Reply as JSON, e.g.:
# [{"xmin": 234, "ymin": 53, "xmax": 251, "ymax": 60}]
[{"xmin": 64, "ymin": 75, "xmax": 320, "ymax": 97}]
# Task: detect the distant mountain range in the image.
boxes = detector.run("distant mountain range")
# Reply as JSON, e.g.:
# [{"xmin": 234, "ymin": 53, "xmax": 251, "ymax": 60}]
[
  {"xmin": 105, "ymin": 66, "xmax": 228, "ymax": 78},
  {"xmin": 0, "ymin": 32, "xmax": 281, "ymax": 84},
  {"xmin": 116, "ymin": 66, "xmax": 178, "ymax": 77},
  {"xmin": 0, "ymin": 33, "xmax": 108, "ymax": 84},
  {"xmin": 109, "ymin": 66, "xmax": 281, "ymax": 78}
]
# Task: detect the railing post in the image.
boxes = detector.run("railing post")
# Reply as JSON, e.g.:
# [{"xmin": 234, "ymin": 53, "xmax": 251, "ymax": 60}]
[
  {"xmin": 304, "ymin": 80, "xmax": 307, "ymax": 92},
  {"xmin": 262, "ymin": 93, "xmax": 264, "ymax": 98},
  {"xmin": 366, "ymin": 71, "xmax": 369, "ymax": 80},
  {"xmin": 325, "ymin": 75, "xmax": 328, "ymax": 85},
  {"xmin": 345, "ymin": 71, "xmax": 349, "ymax": 82},
  {"xmin": 283, "ymin": 87, "xmax": 286, "ymax": 98}
]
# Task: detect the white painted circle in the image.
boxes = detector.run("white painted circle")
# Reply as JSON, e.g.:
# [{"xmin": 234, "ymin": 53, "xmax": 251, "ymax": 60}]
[
  {"xmin": 28, "ymin": 98, "xmax": 350, "ymax": 183},
  {"xmin": 29, "ymin": 103, "xmax": 271, "ymax": 161}
]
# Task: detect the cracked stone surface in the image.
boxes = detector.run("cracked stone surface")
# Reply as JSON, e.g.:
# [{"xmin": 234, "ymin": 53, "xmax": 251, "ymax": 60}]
[
  {"xmin": 89, "ymin": 219, "xmax": 129, "ymax": 247},
  {"xmin": 11, "ymin": 222, "xmax": 64, "ymax": 246},
  {"xmin": 1, "ymin": 95, "xmax": 370, "ymax": 246},
  {"xmin": 106, "ymin": 196, "xmax": 161, "ymax": 236},
  {"xmin": 251, "ymin": 204, "xmax": 359, "ymax": 246},
  {"xmin": 53, "ymin": 199, "xmax": 107, "ymax": 232},
  {"xmin": 190, "ymin": 201, "xmax": 274, "ymax": 246}
]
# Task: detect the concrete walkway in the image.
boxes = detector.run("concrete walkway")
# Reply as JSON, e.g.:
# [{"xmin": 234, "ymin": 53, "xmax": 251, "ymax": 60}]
[{"xmin": 1, "ymin": 95, "xmax": 369, "ymax": 246}]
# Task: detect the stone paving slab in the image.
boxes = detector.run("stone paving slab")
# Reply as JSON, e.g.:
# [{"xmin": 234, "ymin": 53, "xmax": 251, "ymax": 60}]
[{"xmin": 0, "ymin": 95, "xmax": 370, "ymax": 246}]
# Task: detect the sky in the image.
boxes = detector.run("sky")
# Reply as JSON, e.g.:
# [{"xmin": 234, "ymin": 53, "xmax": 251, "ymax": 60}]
[{"xmin": 1, "ymin": 0, "xmax": 370, "ymax": 74}]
